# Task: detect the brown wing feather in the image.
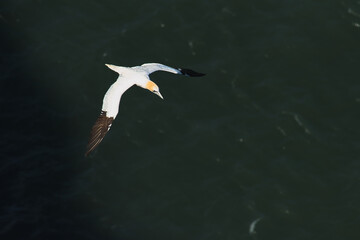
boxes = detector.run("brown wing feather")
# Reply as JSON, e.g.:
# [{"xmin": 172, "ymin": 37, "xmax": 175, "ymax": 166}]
[{"xmin": 85, "ymin": 111, "xmax": 114, "ymax": 156}]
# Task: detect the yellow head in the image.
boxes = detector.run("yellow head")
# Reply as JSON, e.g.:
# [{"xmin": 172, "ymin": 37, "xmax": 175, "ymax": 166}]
[{"xmin": 146, "ymin": 80, "xmax": 163, "ymax": 99}]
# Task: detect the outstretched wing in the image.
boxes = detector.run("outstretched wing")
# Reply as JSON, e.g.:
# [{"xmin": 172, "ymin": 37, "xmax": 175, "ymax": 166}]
[
  {"xmin": 85, "ymin": 111, "xmax": 114, "ymax": 156},
  {"xmin": 135, "ymin": 63, "xmax": 205, "ymax": 77}
]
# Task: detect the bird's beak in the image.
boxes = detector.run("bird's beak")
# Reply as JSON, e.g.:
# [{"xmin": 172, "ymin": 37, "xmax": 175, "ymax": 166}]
[{"xmin": 154, "ymin": 91, "xmax": 164, "ymax": 99}]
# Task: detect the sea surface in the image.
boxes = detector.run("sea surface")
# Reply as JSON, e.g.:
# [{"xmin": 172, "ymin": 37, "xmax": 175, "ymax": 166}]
[{"xmin": 1, "ymin": 0, "xmax": 360, "ymax": 239}]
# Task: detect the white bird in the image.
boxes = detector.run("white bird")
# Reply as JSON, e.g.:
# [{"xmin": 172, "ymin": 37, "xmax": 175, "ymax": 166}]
[{"xmin": 85, "ymin": 63, "xmax": 205, "ymax": 156}]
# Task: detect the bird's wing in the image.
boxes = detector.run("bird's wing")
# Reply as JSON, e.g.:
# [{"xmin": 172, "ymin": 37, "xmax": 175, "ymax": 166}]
[
  {"xmin": 137, "ymin": 63, "xmax": 180, "ymax": 75},
  {"xmin": 85, "ymin": 111, "xmax": 114, "ymax": 156},
  {"xmin": 137, "ymin": 63, "xmax": 205, "ymax": 77}
]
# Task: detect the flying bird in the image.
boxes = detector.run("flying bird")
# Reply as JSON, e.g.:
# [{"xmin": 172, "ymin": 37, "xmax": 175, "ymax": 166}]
[{"xmin": 85, "ymin": 63, "xmax": 205, "ymax": 156}]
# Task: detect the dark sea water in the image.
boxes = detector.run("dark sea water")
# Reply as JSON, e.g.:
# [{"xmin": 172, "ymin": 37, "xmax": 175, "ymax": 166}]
[{"xmin": 1, "ymin": 0, "xmax": 360, "ymax": 239}]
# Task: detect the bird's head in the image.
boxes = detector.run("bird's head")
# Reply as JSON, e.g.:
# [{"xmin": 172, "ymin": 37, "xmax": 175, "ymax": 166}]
[{"xmin": 143, "ymin": 80, "xmax": 163, "ymax": 99}]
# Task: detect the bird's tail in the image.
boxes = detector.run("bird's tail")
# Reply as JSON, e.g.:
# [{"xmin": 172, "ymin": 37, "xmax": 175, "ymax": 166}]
[{"xmin": 105, "ymin": 64, "xmax": 127, "ymax": 74}]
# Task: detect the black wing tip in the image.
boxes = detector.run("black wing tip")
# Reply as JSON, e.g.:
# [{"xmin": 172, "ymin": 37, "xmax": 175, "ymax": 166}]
[
  {"xmin": 179, "ymin": 68, "xmax": 206, "ymax": 77},
  {"xmin": 85, "ymin": 144, "xmax": 98, "ymax": 157},
  {"xmin": 85, "ymin": 142, "xmax": 96, "ymax": 157},
  {"xmin": 84, "ymin": 111, "xmax": 113, "ymax": 157}
]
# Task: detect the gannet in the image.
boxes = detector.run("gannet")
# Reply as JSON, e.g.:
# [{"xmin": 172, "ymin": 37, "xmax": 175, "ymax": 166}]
[{"xmin": 85, "ymin": 63, "xmax": 205, "ymax": 156}]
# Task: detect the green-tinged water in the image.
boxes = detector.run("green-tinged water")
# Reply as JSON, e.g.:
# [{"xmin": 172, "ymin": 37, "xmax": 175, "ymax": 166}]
[{"xmin": 1, "ymin": 0, "xmax": 360, "ymax": 239}]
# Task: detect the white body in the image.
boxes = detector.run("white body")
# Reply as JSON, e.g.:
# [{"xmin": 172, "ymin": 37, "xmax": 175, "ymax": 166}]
[
  {"xmin": 101, "ymin": 64, "xmax": 175, "ymax": 118},
  {"xmin": 102, "ymin": 70, "xmax": 147, "ymax": 118}
]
